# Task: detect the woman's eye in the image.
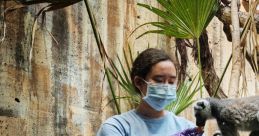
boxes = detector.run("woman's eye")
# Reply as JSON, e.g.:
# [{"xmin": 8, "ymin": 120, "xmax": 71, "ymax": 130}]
[
  {"xmin": 169, "ymin": 82, "xmax": 175, "ymax": 85},
  {"xmin": 154, "ymin": 79, "xmax": 163, "ymax": 83}
]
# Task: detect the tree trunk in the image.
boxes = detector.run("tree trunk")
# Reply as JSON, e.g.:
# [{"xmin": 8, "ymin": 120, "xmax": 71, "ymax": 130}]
[
  {"xmin": 175, "ymin": 38, "xmax": 188, "ymax": 83},
  {"xmin": 193, "ymin": 32, "xmax": 228, "ymax": 98},
  {"xmin": 228, "ymin": 0, "xmax": 242, "ymax": 98}
]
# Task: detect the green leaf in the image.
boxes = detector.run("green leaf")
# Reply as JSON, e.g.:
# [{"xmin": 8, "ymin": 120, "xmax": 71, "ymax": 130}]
[
  {"xmin": 105, "ymin": 68, "xmax": 121, "ymax": 114},
  {"xmin": 166, "ymin": 75, "xmax": 201, "ymax": 115},
  {"xmin": 137, "ymin": 0, "xmax": 219, "ymax": 39}
]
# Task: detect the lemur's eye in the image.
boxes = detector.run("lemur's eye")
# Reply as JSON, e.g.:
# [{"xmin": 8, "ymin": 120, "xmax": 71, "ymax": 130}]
[{"xmin": 200, "ymin": 102, "xmax": 206, "ymax": 109}]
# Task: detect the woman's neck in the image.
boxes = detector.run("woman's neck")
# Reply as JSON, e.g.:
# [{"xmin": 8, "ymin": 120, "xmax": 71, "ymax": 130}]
[{"xmin": 136, "ymin": 101, "xmax": 165, "ymax": 118}]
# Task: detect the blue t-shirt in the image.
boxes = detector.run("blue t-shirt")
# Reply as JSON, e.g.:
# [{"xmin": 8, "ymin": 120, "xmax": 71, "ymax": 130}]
[{"xmin": 97, "ymin": 109, "xmax": 195, "ymax": 136}]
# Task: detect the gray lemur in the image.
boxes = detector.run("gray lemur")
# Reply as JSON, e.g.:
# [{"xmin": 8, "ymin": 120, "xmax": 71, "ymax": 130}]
[{"xmin": 194, "ymin": 96, "xmax": 259, "ymax": 136}]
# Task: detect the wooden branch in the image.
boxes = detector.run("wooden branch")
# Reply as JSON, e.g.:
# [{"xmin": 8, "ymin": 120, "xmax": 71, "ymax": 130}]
[
  {"xmin": 176, "ymin": 38, "xmax": 188, "ymax": 84},
  {"xmin": 216, "ymin": 5, "xmax": 259, "ymax": 32},
  {"xmin": 192, "ymin": 32, "xmax": 228, "ymax": 98}
]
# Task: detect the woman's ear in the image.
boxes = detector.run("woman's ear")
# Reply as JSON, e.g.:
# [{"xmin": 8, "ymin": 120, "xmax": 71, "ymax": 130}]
[{"xmin": 133, "ymin": 76, "xmax": 145, "ymax": 95}]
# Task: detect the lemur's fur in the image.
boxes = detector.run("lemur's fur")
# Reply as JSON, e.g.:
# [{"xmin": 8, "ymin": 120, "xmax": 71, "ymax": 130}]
[{"xmin": 194, "ymin": 96, "xmax": 259, "ymax": 136}]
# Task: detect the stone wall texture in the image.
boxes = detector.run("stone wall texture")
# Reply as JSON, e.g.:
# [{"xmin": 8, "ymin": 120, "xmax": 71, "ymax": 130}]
[{"xmin": 0, "ymin": 1, "xmax": 258, "ymax": 136}]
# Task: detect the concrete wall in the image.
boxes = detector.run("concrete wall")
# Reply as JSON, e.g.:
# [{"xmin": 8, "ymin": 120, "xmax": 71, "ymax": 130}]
[
  {"xmin": 0, "ymin": 1, "xmax": 258, "ymax": 136},
  {"xmin": 0, "ymin": 1, "xmax": 164, "ymax": 135}
]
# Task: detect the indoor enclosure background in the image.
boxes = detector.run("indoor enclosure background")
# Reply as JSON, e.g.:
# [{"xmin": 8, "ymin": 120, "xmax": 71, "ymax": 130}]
[{"xmin": 0, "ymin": 1, "xmax": 258, "ymax": 136}]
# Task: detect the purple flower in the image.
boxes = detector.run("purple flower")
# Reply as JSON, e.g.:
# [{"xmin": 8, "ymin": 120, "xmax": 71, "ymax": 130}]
[{"xmin": 172, "ymin": 127, "xmax": 204, "ymax": 136}]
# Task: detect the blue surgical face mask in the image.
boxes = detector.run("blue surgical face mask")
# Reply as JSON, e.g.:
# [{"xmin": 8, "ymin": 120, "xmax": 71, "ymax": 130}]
[{"xmin": 142, "ymin": 80, "xmax": 177, "ymax": 111}]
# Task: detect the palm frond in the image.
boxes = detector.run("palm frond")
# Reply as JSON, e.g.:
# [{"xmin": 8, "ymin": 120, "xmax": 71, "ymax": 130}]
[
  {"xmin": 105, "ymin": 68, "xmax": 121, "ymax": 114},
  {"xmin": 166, "ymin": 75, "xmax": 201, "ymax": 115},
  {"xmin": 137, "ymin": 0, "xmax": 219, "ymax": 39}
]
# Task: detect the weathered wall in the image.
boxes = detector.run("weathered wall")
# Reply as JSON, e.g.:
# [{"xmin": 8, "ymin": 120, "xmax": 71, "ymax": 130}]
[
  {"xmin": 0, "ymin": 1, "xmax": 164, "ymax": 136},
  {"xmin": 0, "ymin": 1, "xmax": 258, "ymax": 136}
]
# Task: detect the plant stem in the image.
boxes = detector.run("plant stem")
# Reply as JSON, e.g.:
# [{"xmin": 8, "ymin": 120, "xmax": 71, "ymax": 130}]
[
  {"xmin": 213, "ymin": 54, "xmax": 232, "ymax": 97},
  {"xmin": 84, "ymin": 0, "xmax": 121, "ymax": 114},
  {"xmin": 106, "ymin": 69, "xmax": 121, "ymax": 114},
  {"xmin": 84, "ymin": 0, "xmax": 104, "ymax": 60}
]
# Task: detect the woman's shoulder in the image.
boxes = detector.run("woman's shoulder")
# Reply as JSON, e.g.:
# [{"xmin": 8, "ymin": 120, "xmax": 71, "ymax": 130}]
[
  {"xmin": 102, "ymin": 110, "xmax": 139, "ymax": 126},
  {"xmin": 97, "ymin": 110, "xmax": 135, "ymax": 136},
  {"xmin": 97, "ymin": 110, "xmax": 148, "ymax": 136}
]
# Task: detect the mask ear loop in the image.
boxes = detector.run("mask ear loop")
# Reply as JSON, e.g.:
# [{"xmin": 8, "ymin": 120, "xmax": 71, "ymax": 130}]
[
  {"xmin": 140, "ymin": 78, "xmax": 149, "ymax": 84},
  {"xmin": 139, "ymin": 78, "xmax": 149, "ymax": 97},
  {"xmin": 140, "ymin": 90, "xmax": 145, "ymax": 98}
]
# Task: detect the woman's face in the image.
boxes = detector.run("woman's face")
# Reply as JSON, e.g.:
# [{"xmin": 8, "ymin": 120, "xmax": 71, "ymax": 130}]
[{"xmin": 138, "ymin": 60, "xmax": 177, "ymax": 96}]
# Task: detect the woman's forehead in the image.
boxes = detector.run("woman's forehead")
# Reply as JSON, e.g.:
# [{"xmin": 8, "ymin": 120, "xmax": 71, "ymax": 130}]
[
  {"xmin": 152, "ymin": 74, "xmax": 176, "ymax": 79},
  {"xmin": 147, "ymin": 60, "xmax": 176, "ymax": 77}
]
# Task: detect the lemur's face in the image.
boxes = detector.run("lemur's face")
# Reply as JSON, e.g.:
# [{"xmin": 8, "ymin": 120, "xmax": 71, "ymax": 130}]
[{"xmin": 194, "ymin": 99, "xmax": 212, "ymax": 126}]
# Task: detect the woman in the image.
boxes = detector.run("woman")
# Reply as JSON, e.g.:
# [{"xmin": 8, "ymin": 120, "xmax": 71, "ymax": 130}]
[{"xmin": 97, "ymin": 48, "xmax": 200, "ymax": 136}]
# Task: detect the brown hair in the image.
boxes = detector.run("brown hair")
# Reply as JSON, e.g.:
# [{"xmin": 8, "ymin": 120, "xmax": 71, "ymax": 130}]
[{"xmin": 130, "ymin": 48, "xmax": 173, "ymax": 94}]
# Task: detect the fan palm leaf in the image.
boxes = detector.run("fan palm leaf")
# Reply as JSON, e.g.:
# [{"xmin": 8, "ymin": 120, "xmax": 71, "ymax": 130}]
[
  {"xmin": 137, "ymin": 0, "xmax": 219, "ymax": 39},
  {"xmin": 138, "ymin": 0, "xmax": 219, "ymax": 97},
  {"xmin": 166, "ymin": 75, "xmax": 201, "ymax": 115}
]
